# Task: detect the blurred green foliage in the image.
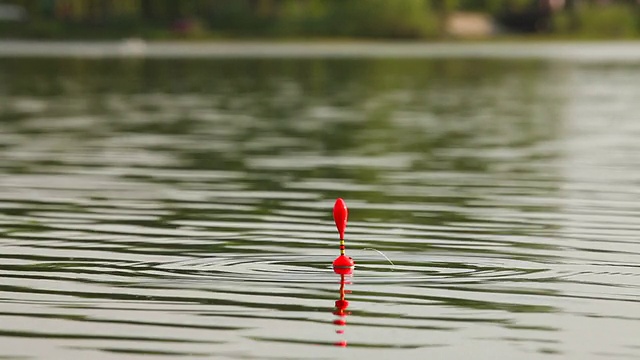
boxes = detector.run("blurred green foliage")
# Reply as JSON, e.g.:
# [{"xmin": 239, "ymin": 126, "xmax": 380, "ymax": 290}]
[
  {"xmin": 0, "ymin": 0, "xmax": 638, "ymax": 39},
  {"xmin": 326, "ymin": 0, "xmax": 439, "ymax": 38},
  {"xmin": 554, "ymin": 4, "xmax": 639, "ymax": 38}
]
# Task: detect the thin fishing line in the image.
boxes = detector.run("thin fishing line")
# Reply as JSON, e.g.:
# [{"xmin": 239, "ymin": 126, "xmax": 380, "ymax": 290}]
[{"xmin": 363, "ymin": 248, "xmax": 395, "ymax": 268}]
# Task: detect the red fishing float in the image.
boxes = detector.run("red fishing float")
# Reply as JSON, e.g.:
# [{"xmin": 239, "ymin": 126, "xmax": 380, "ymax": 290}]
[
  {"xmin": 331, "ymin": 201, "xmax": 353, "ymax": 348},
  {"xmin": 332, "ymin": 198, "xmax": 354, "ymax": 272}
]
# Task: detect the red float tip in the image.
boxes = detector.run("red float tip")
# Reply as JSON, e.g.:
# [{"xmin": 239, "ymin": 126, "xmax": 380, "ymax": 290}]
[{"xmin": 333, "ymin": 198, "xmax": 348, "ymax": 240}]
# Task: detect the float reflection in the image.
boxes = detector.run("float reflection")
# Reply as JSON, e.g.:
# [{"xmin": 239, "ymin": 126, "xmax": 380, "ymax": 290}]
[{"xmin": 332, "ymin": 268, "xmax": 352, "ymax": 347}]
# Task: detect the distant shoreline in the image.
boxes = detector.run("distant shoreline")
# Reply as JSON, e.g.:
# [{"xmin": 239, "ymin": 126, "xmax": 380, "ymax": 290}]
[{"xmin": 1, "ymin": 40, "xmax": 640, "ymax": 62}]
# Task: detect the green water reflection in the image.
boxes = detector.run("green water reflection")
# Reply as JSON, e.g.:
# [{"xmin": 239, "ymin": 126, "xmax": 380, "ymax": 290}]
[{"xmin": 0, "ymin": 53, "xmax": 639, "ymax": 359}]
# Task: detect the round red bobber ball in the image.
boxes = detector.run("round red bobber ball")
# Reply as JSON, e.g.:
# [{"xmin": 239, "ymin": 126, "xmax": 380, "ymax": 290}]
[
  {"xmin": 333, "ymin": 255, "xmax": 354, "ymax": 274},
  {"xmin": 333, "ymin": 254, "xmax": 354, "ymax": 267}
]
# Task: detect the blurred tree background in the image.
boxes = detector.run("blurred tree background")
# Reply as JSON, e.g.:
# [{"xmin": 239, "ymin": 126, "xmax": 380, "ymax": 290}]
[{"xmin": 0, "ymin": 0, "xmax": 639, "ymax": 40}]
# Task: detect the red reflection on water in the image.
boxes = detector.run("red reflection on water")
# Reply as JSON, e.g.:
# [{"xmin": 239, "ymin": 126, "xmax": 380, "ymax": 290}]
[{"xmin": 333, "ymin": 272, "xmax": 352, "ymax": 347}]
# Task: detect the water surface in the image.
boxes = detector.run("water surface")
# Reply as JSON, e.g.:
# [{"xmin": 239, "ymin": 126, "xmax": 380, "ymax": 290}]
[{"xmin": 0, "ymin": 43, "xmax": 639, "ymax": 359}]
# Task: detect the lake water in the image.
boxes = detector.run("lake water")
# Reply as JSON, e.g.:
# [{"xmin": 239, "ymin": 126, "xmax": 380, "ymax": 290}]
[{"xmin": 0, "ymin": 42, "xmax": 639, "ymax": 359}]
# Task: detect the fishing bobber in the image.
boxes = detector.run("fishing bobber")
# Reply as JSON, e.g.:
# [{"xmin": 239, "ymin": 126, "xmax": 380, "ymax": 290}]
[
  {"xmin": 332, "ymin": 258, "xmax": 354, "ymax": 274},
  {"xmin": 332, "ymin": 198, "xmax": 354, "ymax": 272}
]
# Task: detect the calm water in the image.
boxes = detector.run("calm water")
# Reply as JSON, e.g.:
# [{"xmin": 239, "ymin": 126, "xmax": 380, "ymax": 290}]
[{"xmin": 0, "ymin": 43, "xmax": 639, "ymax": 359}]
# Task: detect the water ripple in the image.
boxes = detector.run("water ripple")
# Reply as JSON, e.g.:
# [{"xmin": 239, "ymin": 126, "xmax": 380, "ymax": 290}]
[{"xmin": 0, "ymin": 53, "xmax": 639, "ymax": 359}]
